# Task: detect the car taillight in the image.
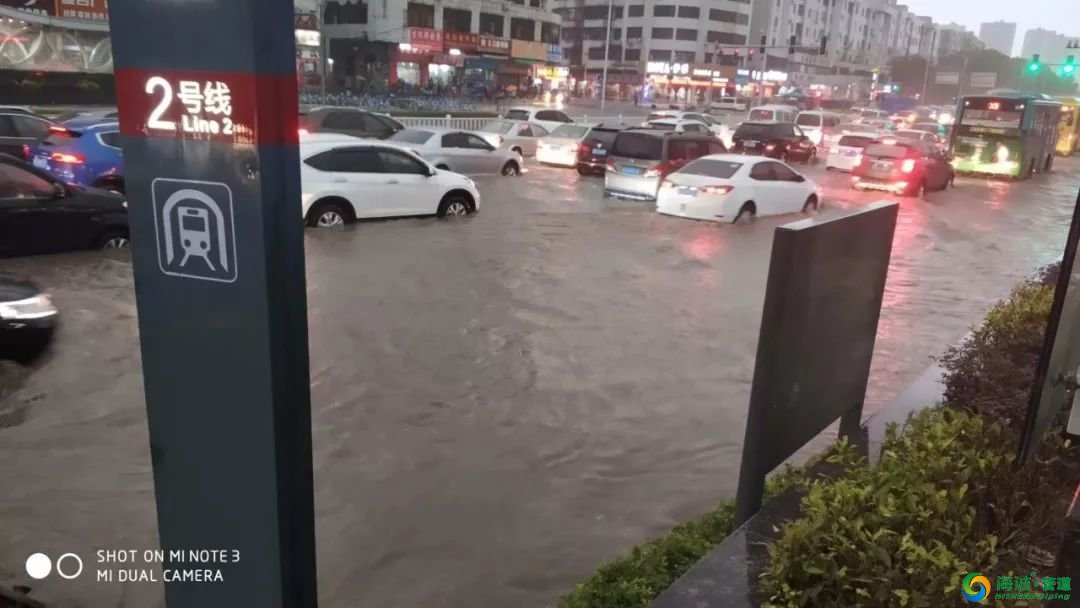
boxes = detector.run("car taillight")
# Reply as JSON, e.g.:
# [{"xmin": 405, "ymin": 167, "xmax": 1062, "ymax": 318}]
[
  {"xmin": 48, "ymin": 125, "xmax": 75, "ymax": 137},
  {"xmin": 660, "ymin": 179, "xmax": 676, "ymax": 189},
  {"xmin": 605, "ymin": 159, "xmax": 615, "ymax": 172},
  {"xmin": 298, "ymin": 128, "xmax": 309, "ymax": 135},
  {"xmin": 854, "ymin": 155, "xmax": 863, "ymax": 167},
  {"xmin": 643, "ymin": 163, "xmax": 663, "ymax": 178},
  {"xmin": 578, "ymin": 142, "xmax": 590, "ymax": 154},
  {"xmin": 901, "ymin": 158, "xmax": 916, "ymax": 173},
  {"xmin": 21, "ymin": 144, "xmax": 30, "ymax": 160},
  {"xmin": 701, "ymin": 185, "xmax": 733, "ymax": 195},
  {"xmin": 50, "ymin": 152, "xmax": 84, "ymax": 164}
]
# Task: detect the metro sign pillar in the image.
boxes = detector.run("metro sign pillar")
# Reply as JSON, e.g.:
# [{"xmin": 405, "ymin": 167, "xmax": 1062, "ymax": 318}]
[{"xmin": 107, "ymin": 1, "xmax": 317, "ymax": 606}]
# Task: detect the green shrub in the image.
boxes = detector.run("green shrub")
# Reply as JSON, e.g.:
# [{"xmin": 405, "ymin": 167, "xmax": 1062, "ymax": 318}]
[
  {"xmin": 762, "ymin": 409, "xmax": 1005, "ymax": 607},
  {"xmin": 939, "ymin": 280, "xmax": 1054, "ymax": 429}
]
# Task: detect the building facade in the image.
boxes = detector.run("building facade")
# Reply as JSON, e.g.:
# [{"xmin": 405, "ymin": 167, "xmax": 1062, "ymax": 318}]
[
  {"xmin": 1021, "ymin": 28, "xmax": 1073, "ymax": 65},
  {"xmin": 936, "ymin": 23, "xmax": 984, "ymax": 60},
  {"xmin": 319, "ymin": 0, "xmax": 563, "ymax": 92},
  {"xmin": 979, "ymin": 20, "xmax": 1016, "ymax": 57}
]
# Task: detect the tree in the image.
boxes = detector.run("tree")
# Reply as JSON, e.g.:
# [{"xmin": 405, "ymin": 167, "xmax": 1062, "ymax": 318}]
[{"xmin": 888, "ymin": 49, "xmax": 1078, "ymax": 104}]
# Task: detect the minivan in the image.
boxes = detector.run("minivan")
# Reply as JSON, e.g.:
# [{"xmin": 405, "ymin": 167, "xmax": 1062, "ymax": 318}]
[
  {"xmin": 746, "ymin": 105, "xmax": 798, "ymax": 124},
  {"xmin": 604, "ymin": 130, "xmax": 726, "ymax": 200},
  {"xmin": 795, "ymin": 111, "xmax": 843, "ymax": 146}
]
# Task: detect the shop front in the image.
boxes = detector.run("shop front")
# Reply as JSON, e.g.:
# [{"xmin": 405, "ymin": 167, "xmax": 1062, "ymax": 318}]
[
  {"xmin": 735, "ymin": 68, "xmax": 789, "ymax": 99},
  {"xmin": 295, "ymin": 12, "xmax": 321, "ymax": 88},
  {"xmin": 508, "ymin": 40, "xmax": 546, "ymax": 91},
  {"xmin": 642, "ymin": 62, "xmax": 736, "ymax": 106},
  {"xmin": 391, "ymin": 27, "xmax": 445, "ymax": 87},
  {"xmin": 535, "ymin": 66, "xmax": 570, "ymax": 90}
]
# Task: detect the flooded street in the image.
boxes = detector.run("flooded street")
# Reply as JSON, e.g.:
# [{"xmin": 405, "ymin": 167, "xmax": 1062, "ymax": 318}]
[{"xmin": 0, "ymin": 156, "xmax": 1077, "ymax": 607}]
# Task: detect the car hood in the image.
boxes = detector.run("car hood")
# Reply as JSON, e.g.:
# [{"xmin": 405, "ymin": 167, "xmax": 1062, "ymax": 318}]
[
  {"xmin": 69, "ymin": 185, "xmax": 128, "ymax": 211},
  {"xmin": 0, "ymin": 276, "xmax": 41, "ymax": 302}
]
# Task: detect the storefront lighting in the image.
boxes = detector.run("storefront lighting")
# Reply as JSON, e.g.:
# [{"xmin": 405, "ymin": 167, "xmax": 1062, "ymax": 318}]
[
  {"xmin": 399, "ymin": 43, "xmax": 413, "ymax": 52},
  {"xmin": 449, "ymin": 49, "xmax": 462, "ymax": 56}
]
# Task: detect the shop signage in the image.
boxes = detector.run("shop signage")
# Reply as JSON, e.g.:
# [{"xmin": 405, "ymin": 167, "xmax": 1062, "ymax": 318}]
[
  {"xmin": 445, "ymin": 31, "xmax": 479, "ymax": 52},
  {"xmin": 479, "ymin": 35, "xmax": 510, "ymax": 56},
  {"xmin": 409, "ymin": 27, "xmax": 444, "ymax": 53},
  {"xmin": 646, "ymin": 61, "xmax": 689, "ymax": 76},
  {"xmin": 0, "ymin": 0, "xmax": 57, "ymax": 16},
  {"xmin": 511, "ymin": 40, "xmax": 548, "ymax": 62},
  {"xmin": 547, "ymin": 44, "xmax": 563, "ymax": 63},
  {"xmin": 295, "ymin": 12, "xmax": 318, "ymax": 30},
  {"xmin": 431, "ymin": 53, "xmax": 465, "ymax": 67},
  {"xmin": 737, "ymin": 68, "xmax": 788, "ymax": 83},
  {"xmin": 537, "ymin": 66, "xmax": 570, "ymax": 80},
  {"xmin": 689, "ymin": 65, "xmax": 735, "ymax": 81},
  {"xmin": 56, "ymin": 0, "xmax": 108, "ymax": 21},
  {"xmin": 295, "ymin": 29, "xmax": 321, "ymax": 48}
]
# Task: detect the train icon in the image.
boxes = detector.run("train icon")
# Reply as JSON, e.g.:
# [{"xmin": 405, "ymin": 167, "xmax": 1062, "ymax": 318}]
[{"xmin": 152, "ymin": 179, "xmax": 237, "ymax": 283}]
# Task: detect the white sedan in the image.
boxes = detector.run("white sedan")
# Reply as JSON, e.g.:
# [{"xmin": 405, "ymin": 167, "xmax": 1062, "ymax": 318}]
[
  {"xmin": 825, "ymin": 132, "xmax": 877, "ymax": 172},
  {"xmin": 477, "ymin": 120, "xmax": 548, "ymax": 157},
  {"xmin": 389, "ymin": 127, "xmax": 523, "ymax": 176},
  {"xmin": 656, "ymin": 154, "xmax": 819, "ymax": 224},
  {"xmin": 300, "ymin": 136, "xmax": 480, "ymax": 227},
  {"xmin": 536, "ymin": 123, "xmax": 594, "ymax": 167},
  {"xmin": 647, "ymin": 119, "xmax": 715, "ymax": 135}
]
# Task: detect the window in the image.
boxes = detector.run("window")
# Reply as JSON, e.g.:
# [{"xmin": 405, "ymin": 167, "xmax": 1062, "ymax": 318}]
[
  {"xmin": 361, "ymin": 114, "xmax": 391, "ymax": 132},
  {"xmin": 653, "ymin": 5, "xmax": 675, "ymax": 17},
  {"xmin": 677, "ymin": 6, "xmax": 699, "ymax": 18},
  {"xmin": 709, "ymin": 9, "xmax": 737, "ymax": 22},
  {"xmin": 324, "ymin": 0, "xmax": 368, "ymax": 24},
  {"xmin": 377, "ymin": 149, "xmax": 428, "ymax": 174},
  {"xmin": 668, "ymin": 139, "xmax": 710, "ymax": 160},
  {"xmin": 749, "ymin": 162, "xmax": 775, "ymax": 181},
  {"xmin": 536, "ymin": 110, "xmax": 571, "ymax": 122},
  {"xmin": 479, "ymin": 12, "xmax": 504, "ymax": 36},
  {"xmin": 13, "ymin": 116, "xmax": 49, "ymax": 139},
  {"xmin": 332, "ymin": 148, "xmax": 381, "ymax": 173},
  {"xmin": 681, "ymin": 123, "xmax": 704, "ymax": 133},
  {"xmin": 323, "ymin": 111, "xmax": 368, "ymax": 130},
  {"xmin": 541, "ymin": 23, "xmax": 559, "ymax": 44},
  {"xmin": 584, "ymin": 5, "xmax": 622, "ymax": 18},
  {"xmin": 611, "ymin": 133, "xmax": 663, "ymax": 159},
  {"xmin": 389, "ymin": 129, "xmax": 434, "ymax": 145},
  {"xmin": 673, "ymin": 50, "xmax": 694, "ymax": 62},
  {"xmin": 504, "ymin": 109, "xmax": 531, "ymax": 121},
  {"xmin": 676, "ymin": 29, "xmax": 697, "ymax": 41},
  {"xmin": 680, "ymin": 158, "xmax": 741, "ymax": 178},
  {"xmin": 0, "ymin": 162, "xmax": 55, "ymax": 198},
  {"xmin": 626, "ymin": 26, "xmax": 642, "ymax": 38},
  {"xmin": 587, "ymin": 46, "xmax": 608, "ymax": 60},
  {"xmin": 628, "ymin": 4, "xmax": 644, "ymax": 16},
  {"xmin": 517, "ymin": 124, "xmax": 534, "ymax": 137},
  {"xmin": 772, "ymin": 163, "xmax": 803, "ymax": 181},
  {"xmin": 406, "ymin": 2, "xmax": 434, "ymax": 28},
  {"xmin": 648, "ymin": 49, "xmax": 671, "ymax": 60},
  {"xmin": 532, "ymin": 125, "xmax": 550, "ymax": 136},
  {"xmin": 98, "ymin": 131, "xmax": 121, "ymax": 148},
  {"xmin": 443, "ymin": 7, "xmax": 471, "ymax": 32},
  {"xmin": 304, "ymin": 151, "xmax": 335, "ymax": 171},
  {"xmin": 465, "ymin": 134, "xmax": 494, "ymax": 150},
  {"xmin": 511, "ymin": 17, "xmax": 535, "ymax": 40},
  {"xmin": 442, "ymin": 132, "xmax": 470, "ymax": 148},
  {"xmin": 652, "ymin": 27, "xmax": 673, "ymax": 39}
]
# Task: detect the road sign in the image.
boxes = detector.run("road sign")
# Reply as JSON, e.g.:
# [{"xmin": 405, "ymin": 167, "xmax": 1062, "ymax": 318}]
[
  {"xmin": 970, "ymin": 72, "xmax": 998, "ymax": 89},
  {"xmin": 935, "ymin": 72, "xmax": 960, "ymax": 85},
  {"xmin": 108, "ymin": 1, "xmax": 317, "ymax": 606}
]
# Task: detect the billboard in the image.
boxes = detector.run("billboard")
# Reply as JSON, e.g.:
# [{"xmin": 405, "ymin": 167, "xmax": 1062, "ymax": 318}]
[
  {"xmin": 0, "ymin": 0, "xmax": 56, "ymax": 16},
  {"xmin": 970, "ymin": 72, "xmax": 998, "ymax": 89},
  {"xmin": 55, "ymin": 0, "xmax": 108, "ymax": 21}
]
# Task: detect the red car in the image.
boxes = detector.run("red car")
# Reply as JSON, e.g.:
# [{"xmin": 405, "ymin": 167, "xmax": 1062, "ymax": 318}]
[{"xmin": 851, "ymin": 138, "xmax": 955, "ymax": 197}]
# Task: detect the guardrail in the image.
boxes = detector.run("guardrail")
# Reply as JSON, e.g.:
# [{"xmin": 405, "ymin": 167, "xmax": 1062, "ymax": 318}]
[{"xmin": 395, "ymin": 114, "xmax": 639, "ymax": 132}]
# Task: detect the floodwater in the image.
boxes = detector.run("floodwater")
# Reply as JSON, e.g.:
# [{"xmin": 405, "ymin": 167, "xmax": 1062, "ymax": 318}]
[{"xmin": 0, "ymin": 157, "xmax": 1077, "ymax": 607}]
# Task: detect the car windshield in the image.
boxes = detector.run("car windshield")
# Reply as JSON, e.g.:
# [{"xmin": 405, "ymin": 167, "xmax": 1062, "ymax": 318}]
[
  {"xmin": 483, "ymin": 121, "xmax": 515, "ymax": 134},
  {"xmin": 649, "ymin": 122, "xmax": 676, "ymax": 131},
  {"xmin": 734, "ymin": 123, "xmax": 775, "ymax": 138},
  {"xmin": 678, "ymin": 159, "xmax": 742, "ymax": 179},
  {"xmin": 585, "ymin": 129, "xmax": 619, "ymax": 146},
  {"xmin": 504, "ymin": 109, "xmax": 530, "ymax": 121},
  {"xmin": 838, "ymin": 135, "xmax": 875, "ymax": 148},
  {"xmin": 611, "ymin": 133, "xmax": 663, "ymax": 160},
  {"xmin": 865, "ymin": 142, "xmax": 914, "ymax": 158},
  {"xmin": 549, "ymin": 125, "xmax": 591, "ymax": 138},
  {"xmin": 748, "ymin": 109, "xmax": 775, "ymax": 120},
  {"xmin": 796, "ymin": 114, "xmax": 822, "ymax": 127},
  {"xmin": 389, "ymin": 129, "xmax": 434, "ymax": 144},
  {"xmin": 861, "ymin": 110, "xmax": 882, "ymax": 118}
]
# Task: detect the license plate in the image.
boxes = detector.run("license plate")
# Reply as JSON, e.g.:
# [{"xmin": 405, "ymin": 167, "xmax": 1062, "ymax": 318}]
[
  {"xmin": 744, "ymin": 140, "xmax": 759, "ymax": 147},
  {"xmin": 593, "ymin": 149, "xmax": 607, "ymax": 156},
  {"xmin": 677, "ymin": 187, "xmax": 697, "ymax": 196},
  {"xmin": 32, "ymin": 156, "xmax": 48, "ymax": 169},
  {"xmin": 842, "ymin": 149, "xmax": 858, "ymax": 157},
  {"xmin": 873, "ymin": 161, "xmax": 892, "ymax": 171},
  {"xmin": 620, "ymin": 166, "xmax": 642, "ymax": 175}
]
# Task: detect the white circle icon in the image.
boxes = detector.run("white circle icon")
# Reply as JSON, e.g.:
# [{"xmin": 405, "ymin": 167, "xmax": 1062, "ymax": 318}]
[
  {"xmin": 25, "ymin": 553, "xmax": 51, "ymax": 579},
  {"xmin": 56, "ymin": 553, "xmax": 83, "ymax": 580}
]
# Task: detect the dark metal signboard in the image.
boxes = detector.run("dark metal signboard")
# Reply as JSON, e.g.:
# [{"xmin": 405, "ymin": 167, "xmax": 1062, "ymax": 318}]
[
  {"xmin": 108, "ymin": 0, "xmax": 317, "ymax": 606},
  {"xmin": 734, "ymin": 202, "xmax": 899, "ymax": 526}
]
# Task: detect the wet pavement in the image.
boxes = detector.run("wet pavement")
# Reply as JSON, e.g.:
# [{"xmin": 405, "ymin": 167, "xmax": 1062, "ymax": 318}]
[{"xmin": 0, "ymin": 156, "xmax": 1077, "ymax": 607}]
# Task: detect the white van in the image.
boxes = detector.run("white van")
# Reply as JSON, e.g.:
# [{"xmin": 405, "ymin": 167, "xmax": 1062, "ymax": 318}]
[
  {"xmin": 746, "ymin": 104, "xmax": 798, "ymax": 124},
  {"xmin": 709, "ymin": 96, "xmax": 748, "ymax": 112},
  {"xmin": 796, "ymin": 110, "xmax": 844, "ymax": 146}
]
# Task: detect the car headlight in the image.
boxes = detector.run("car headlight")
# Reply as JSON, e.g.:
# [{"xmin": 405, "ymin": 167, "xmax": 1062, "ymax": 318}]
[{"xmin": 0, "ymin": 294, "xmax": 57, "ymax": 321}]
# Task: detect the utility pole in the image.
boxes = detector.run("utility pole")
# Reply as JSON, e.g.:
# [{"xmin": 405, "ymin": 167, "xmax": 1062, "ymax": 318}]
[
  {"xmin": 319, "ymin": 0, "xmax": 327, "ymax": 99},
  {"xmin": 600, "ymin": 0, "xmax": 613, "ymax": 111},
  {"xmin": 920, "ymin": 28, "xmax": 937, "ymax": 103}
]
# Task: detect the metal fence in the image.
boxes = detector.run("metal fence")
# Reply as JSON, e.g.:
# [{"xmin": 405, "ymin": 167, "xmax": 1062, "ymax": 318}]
[{"xmin": 396, "ymin": 116, "xmax": 494, "ymax": 131}]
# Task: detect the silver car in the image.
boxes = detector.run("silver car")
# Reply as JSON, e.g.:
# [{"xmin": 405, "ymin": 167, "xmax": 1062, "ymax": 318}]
[
  {"xmin": 478, "ymin": 120, "xmax": 548, "ymax": 157},
  {"xmin": 389, "ymin": 127, "xmax": 523, "ymax": 176},
  {"xmin": 536, "ymin": 123, "xmax": 594, "ymax": 167}
]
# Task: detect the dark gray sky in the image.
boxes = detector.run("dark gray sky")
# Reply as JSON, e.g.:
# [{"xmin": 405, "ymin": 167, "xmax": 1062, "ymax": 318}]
[{"xmin": 900, "ymin": 0, "xmax": 1073, "ymax": 55}]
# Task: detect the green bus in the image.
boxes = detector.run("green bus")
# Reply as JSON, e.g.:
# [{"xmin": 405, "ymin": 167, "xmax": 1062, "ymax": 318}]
[{"xmin": 949, "ymin": 93, "xmax": 1062, "ymax": 179}]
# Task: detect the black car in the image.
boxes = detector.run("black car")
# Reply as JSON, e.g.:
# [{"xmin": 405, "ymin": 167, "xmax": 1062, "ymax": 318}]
[
  {"xmin": 299, "ymin": 106, "xmax": 405, "ymax": 140},
  {"xmin": 0, "ymin": 110, "xmax": 55, "ymax": 159},
  {"xmin": 576, "ymin": 124, "xmax": 624, "ymax": 176},
  {"xmin": 0, "ymin": 275, "xmax": 58, "ymax": 362},
  {"xmin": 0, "ymin": 154, "xmax": 129, "ymax": 257},
  {"xmin": 731, "ymin": 121, "xmax": 817, "ymax": 163}
]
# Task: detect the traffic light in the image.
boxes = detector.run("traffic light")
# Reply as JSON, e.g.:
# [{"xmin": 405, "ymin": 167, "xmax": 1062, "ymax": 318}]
[
  {"xmin": 733, "ymin": 48, "xmax": 742, "ymax": 66},
  {"xmin": 789, "ymin": 35, "xmax": 797, "ymax": 55},
  {"xmin": 1063, "ymin": 56, "xmax": 1077, "ymax": 77},
  {"xmin": 819, "ymin": 36, "xmax": 828, "ymax": 55},
  {"xmin": 1027, "ymin": 54, "xmax": 1041, "ymax": 73},
  {"xmin": 892, "ymin": 83, "xmax": 901, "ymax": 93},
  {"xmin": 760, "ymin": 35, "xmax": 767, "ymax": 54}
]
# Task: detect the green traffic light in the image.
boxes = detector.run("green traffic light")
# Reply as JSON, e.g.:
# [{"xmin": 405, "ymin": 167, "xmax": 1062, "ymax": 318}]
[
  {"xmin": 1028, "ymin": 62, "xmax": 1041, "ymax": 73},
  {"xmin": 1065, "ymin": 65, "xmax": 1077, "ymax": 76}
]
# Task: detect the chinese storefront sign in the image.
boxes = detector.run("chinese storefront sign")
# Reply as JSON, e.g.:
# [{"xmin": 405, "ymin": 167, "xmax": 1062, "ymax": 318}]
[
  {"xmin": 547, "ymin": 44, "xmax": 563, "ymax": 63},
  {"xmin": 0, "ymin": 0, "xmax": 56, "ymax": 16},
  {"xmin": 408, "ymin": 27, "xmax": 444, "ymax": 53},
  {"xmin": 646, "ymin": 62, "xmax": 690, "ymax": 76},
  {"xmin": 537, "ymin": 66, "xmax": 570, "ymax": 80},
  {"xmin": 444, "ymin": 31, "xmax": 478, "ymax": 52},
  {"xmin": 478, "ymin": 35, "xmax": 510, "ymax": 56},
  {"xmin": 510, "ymin": 40, "xmax": 547, "ymax": 61},
  {"xmin": 57, "ymin": 0, "xmax": 108, "ymax": 21}
]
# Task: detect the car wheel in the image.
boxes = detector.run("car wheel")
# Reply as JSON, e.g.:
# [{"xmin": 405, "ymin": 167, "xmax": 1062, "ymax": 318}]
[
  {"xmin": 802, "ymin": 195, "xmax": 819, "ymax": 213},
  {"xmin": 733, "ymin": 202, "xmax": 756, "ymax": 224},
  {"xmin": 910, "ymin": 180, "xmax": 926, "ymax": 199},
  {"xmin": 806, "ymin": 149, "xmax": 817, "ymax": 164},
  {"xmin": 576, "ymin": 166, "xmax": 589, "ymax": 176},
  {"xmin": 437, "ymin": 194, "xmax": 473, "ymax": 218},
  {"xmin": 501, "ymin": 161, "xmax": 520, "ymax": 176},
  {"xmin": 306, "ymin": 200, "xmax": 350, "ymax": 228},
  {"xmin": 96, "ymin": 229, "xmax": 130, "ymax": 250},
  {"xmin": 94, "ymin": 177, "xmax": 125, "ymax": 195}
]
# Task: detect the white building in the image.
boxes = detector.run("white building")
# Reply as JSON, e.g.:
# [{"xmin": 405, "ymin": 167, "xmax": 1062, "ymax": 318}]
[
  {"xmin": 1021, "ymin": 28, "xmax": 1074, "ymax": 65},
  {"xmin": 979, "ymin": 21, "xmax": 1016, "ymax": 57}
]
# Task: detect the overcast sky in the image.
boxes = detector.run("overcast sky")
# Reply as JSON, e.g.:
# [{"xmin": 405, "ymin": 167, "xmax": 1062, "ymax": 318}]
[{"xmin": 899, "ymin": 0, "xmax": 1074, "ymax": 55}]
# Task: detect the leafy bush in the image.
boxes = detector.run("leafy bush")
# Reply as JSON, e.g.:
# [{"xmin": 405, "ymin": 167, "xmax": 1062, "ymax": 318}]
[
  {"xmin": 939, "ymin": 280, "xmax": 1054, "ymax": 428},
  {"xmin": 762, "ymin": 409, "xmax": 1004, "ymax": 607}
]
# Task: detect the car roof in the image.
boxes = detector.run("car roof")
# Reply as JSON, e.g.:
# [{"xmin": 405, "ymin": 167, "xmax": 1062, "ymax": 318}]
[
  {"xmin": 299, "ymin": 138, "xmax": 414, "ymax": 155},
  {"xmin": 300, "ymin": 132, "xmax": 365, "ymax": 144},
  {"xmin": 739, "ymin": 120, "xmax": 784, "ymax": 125},
  {"xmin": 838, "ymin": 131, "xmax": 880, "ymax": 139},
  {"xmin": 399, "ymin": 126, "xmax": 481, "ymax": 135},
  {"xmin": 696, "ymin": 153, "xmax": 760, "ymax": 164}
]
